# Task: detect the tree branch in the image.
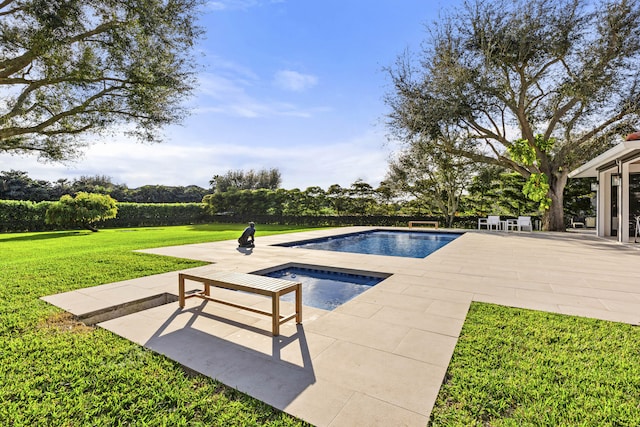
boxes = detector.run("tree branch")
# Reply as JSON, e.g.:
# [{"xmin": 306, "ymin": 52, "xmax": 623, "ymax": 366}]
[
  {"xmin": 0, "ymin": 84, "xmax": 125, "ymax": 139},
  {"xmin": 0, "ymin": 4, "xmax": 25, "ymax": 17},
  {"xmin": 0, "ymin": 21, "xmax": 121, "ymax": 79}
]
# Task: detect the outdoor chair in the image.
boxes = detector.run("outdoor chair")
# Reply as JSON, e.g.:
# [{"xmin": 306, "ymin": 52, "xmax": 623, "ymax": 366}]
[
  {"xmin": 478, "ymin": 217, "xmax": 488, "ymax": 229},
  {"xmin": 478, "ymin": 215, "xmax": 503, "ymax": 231},
  {"xmin": 517, "ymin": 216, "xmax": 533, "ymax": 231},
  {"xmin": 570, "ymin": 217, "xmax": 585, "ymax": 228},
  {"xmin": 486, "ymin": 215, "xmax": 502, "ymax": 231},
  {"xmin": 506, "ymin": 218, "xmax": 518, "ymax": 231}
]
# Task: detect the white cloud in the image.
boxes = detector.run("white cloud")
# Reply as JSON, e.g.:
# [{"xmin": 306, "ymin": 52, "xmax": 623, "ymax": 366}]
[
  {"xmin": 207, "ymin": 56, "xmax": 260, "ymax": 83},
  {"xmin": 0, "ymin": 128, "xmax": 391, "ymax": 190},
  {"xmin": 275, "ymin": 129, "xmax": 391, "ymax": 189},
  {"xmin": 273, "ymin": 70, "xmax": 318, "ymax": 92},
  {"xmin": 195, "ymin": 72, "xmax": 322, "ymax": 118}
]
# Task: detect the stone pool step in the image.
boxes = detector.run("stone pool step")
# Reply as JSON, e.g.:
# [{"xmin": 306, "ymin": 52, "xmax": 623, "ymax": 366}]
[{"xmin": 75, "ymin": 292, "xmax": 178, "ymax": 325}]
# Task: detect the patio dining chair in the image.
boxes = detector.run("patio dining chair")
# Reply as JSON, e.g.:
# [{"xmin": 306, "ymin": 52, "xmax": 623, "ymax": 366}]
[
  {"xmin": 517, "ymin": 216, "xmax": 533, "ymax": 231},
  {"xmin": 487, "ymin": 215, "xmax": 502, "ymax": 231},
  {"xmin": 570, "ymin": 217, "xmax": 585, "ymax": 228}
]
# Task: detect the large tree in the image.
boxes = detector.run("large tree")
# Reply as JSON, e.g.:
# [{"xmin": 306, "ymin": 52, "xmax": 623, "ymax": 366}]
[
  {"xmin": 0, "ymin": 0, "xmax": 203, "ymax": 160},
  {"xmin": 386, "ymin": 130, "xmax": 477, "ymax": 227},
  {"xmin": 386, "ymin": 0, "xmax": 640, "ymax": 231}
]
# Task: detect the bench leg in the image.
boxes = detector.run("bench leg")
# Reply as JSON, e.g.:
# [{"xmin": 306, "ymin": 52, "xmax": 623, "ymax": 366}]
[
  {"xmin": 295, "ymin": 283, "xmax": 302, "ymax": 324},
  {"xmin": 272, "ymin": 295, "xmax": 280, "ymax": 336},
  {"xmin": 178, "ymin": 274, "xmax": 185, "ymax": 308}
]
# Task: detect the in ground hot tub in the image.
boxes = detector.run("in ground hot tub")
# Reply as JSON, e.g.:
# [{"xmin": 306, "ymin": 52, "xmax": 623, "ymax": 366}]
[{"xmin": 254, "ymin": 264, "xmax": 389, "ymax": 311}]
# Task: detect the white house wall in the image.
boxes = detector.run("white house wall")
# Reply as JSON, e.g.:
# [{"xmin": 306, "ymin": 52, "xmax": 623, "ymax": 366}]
[
  {"xmin": 597, "ymin": 170, "xmax": 606, "ymax": 237},
  {"xmin": 569, "ymin": 140, "xmax": 640, "ymax": 243},
  {"xmin": 597, "ymin": 167, "xmax": 617, "ymax": 239}
]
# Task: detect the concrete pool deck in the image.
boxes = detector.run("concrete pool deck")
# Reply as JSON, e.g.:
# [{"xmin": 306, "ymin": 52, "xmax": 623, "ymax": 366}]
[{"xmin": 42, "ymin": 227, "xmax": 640, "ymax": 426}]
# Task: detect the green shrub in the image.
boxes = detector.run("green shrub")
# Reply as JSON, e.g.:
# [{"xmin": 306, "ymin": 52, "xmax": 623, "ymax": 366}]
[{"xmin": 46, "ymin": 192, "xmax": 118, "ymax": 232}]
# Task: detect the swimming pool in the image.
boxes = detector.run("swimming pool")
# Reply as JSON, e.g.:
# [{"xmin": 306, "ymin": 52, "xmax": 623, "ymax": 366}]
[
  {"xmin": 276, "ymin": 229, "xmax": 461, "ymax": 258},
  {"xmin": 260, "ymin": 266, "xmax": 387, "ymax": 311}
]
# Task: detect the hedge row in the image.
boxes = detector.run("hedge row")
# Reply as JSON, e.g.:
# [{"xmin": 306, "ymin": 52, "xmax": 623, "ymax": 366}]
[
  {"xmin": 212, "ymin": 214, "xmax": 480, "ymax": 229},
  {"xmin": 0, "ymin": 200, "xmax": 212, "ymax": 232},
  {"xmin": 1, "ymin": 199, "xmax": 498, "ymax": 232},
  {"xmin": 100, "ymin": 203, "xmax": 212, "ymax": 228},
  {"xmin": 0, "ymin": 200, "xmax": 56, "ymax": 232}
]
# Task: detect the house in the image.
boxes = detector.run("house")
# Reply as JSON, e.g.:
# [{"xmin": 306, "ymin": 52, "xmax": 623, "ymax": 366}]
[{"xmin": 568, "ymin": 132, "xmax": 640, "ymax": 243}]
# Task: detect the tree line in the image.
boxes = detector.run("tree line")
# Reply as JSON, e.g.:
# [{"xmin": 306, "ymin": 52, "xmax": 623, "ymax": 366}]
[
  {"xmin": 0, "ymin": 170, "xmax": 209, "ymax": 203},
  {"xmin": 0, "ymin": 168, "xmax": 282, "ymax": 203},
  {"xmin": 1, "ymin": 166, "xmax": 594, "ymax": 226},
  {"xmin": 203, "ymin": 172, "xmax": 593, "ymax": 225}
]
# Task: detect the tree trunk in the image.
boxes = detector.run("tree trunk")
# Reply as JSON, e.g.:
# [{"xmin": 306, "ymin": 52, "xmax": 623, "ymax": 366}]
[
  {"xmin": 84, "ymin": 223, "xmax": 99, "ymax": 232},
  {"xmin": 543, "ymin": 173, "xmax": 568, "ymax": 231}
]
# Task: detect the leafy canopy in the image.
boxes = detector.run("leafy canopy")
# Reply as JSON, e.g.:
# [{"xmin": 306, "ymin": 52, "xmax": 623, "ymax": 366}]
[
  {"xmin": 508, "ymin": 135, "xmax": 554, "ymax": 210},
  {"xmin": 0, "ymin": 0, "xmax": 204, "ymax": 160}
]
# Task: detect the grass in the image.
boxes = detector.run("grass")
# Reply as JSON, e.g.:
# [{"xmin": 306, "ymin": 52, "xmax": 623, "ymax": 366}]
[
  {"xmin": 429, "ymin": 303, "xmax": 640, "ymax": 426},
  {"xmin": 0, "ymin": 224, "xmax": 318, "ymax": 426},
  {"xmin": 1, "ymin": 224, "xmax": 639, "ymax": 426}
]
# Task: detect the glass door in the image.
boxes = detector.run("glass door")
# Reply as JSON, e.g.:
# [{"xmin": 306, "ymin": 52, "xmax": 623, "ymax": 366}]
[
  {"xmin": 629, "ymin": 173, "xmax": 640, "ymax": 238},
  {"xmin": 611, "ymin": 175, "xmax": 619, "ymax": 236}
]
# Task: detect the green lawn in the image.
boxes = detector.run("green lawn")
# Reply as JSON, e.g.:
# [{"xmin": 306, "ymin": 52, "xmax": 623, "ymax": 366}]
[
  {"xmin": 429, "ymin": 304, "xmax": 640, "ymax": 426},
  {"xmin": 1, "ymin": 224, "xmax": 639, "ymax": 426},
  {"xmin": 1, "ymin": 224, "xmax": 317, "ymax": 426}
]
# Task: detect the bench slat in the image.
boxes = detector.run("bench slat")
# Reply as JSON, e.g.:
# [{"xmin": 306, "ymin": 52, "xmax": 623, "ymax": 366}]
[{"xmin": 183, "ymin": 271, "xmax": 297, "ymax": 292}]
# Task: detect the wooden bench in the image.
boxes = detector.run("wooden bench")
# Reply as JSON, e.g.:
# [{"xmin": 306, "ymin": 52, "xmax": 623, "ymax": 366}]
[
  {"xmin": 408, "ymin": 220, "xmax": 438, "ymax": 229},
  {"xmin": 178, "ymin": 271, "xmax": 302, "ymax": 336}
]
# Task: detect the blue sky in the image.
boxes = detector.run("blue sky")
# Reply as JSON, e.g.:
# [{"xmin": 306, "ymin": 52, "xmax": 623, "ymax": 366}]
[{"xmin": 0, "ymin": 0, "xmax": 458, "ymax": 190}]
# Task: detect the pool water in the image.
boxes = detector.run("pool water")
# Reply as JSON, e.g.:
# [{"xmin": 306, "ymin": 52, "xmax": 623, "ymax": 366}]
[
  {"xmin": 262, "ymin": 267, "xmax": 385, "ymax": 311},
  {"xmin": 277, "ymin": 230, "xmax": 461, "ymax": 258}
]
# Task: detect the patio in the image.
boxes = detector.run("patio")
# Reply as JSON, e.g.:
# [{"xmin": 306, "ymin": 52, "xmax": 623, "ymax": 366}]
[{"xmin": 42, "ymin": 227, "xmax": 640, "ymax": 426}]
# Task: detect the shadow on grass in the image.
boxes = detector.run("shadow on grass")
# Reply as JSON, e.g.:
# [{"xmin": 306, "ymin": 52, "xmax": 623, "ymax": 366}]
[{"xmin": 1, "ymin": 231, "xmax": 89, "ymax": 242}]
